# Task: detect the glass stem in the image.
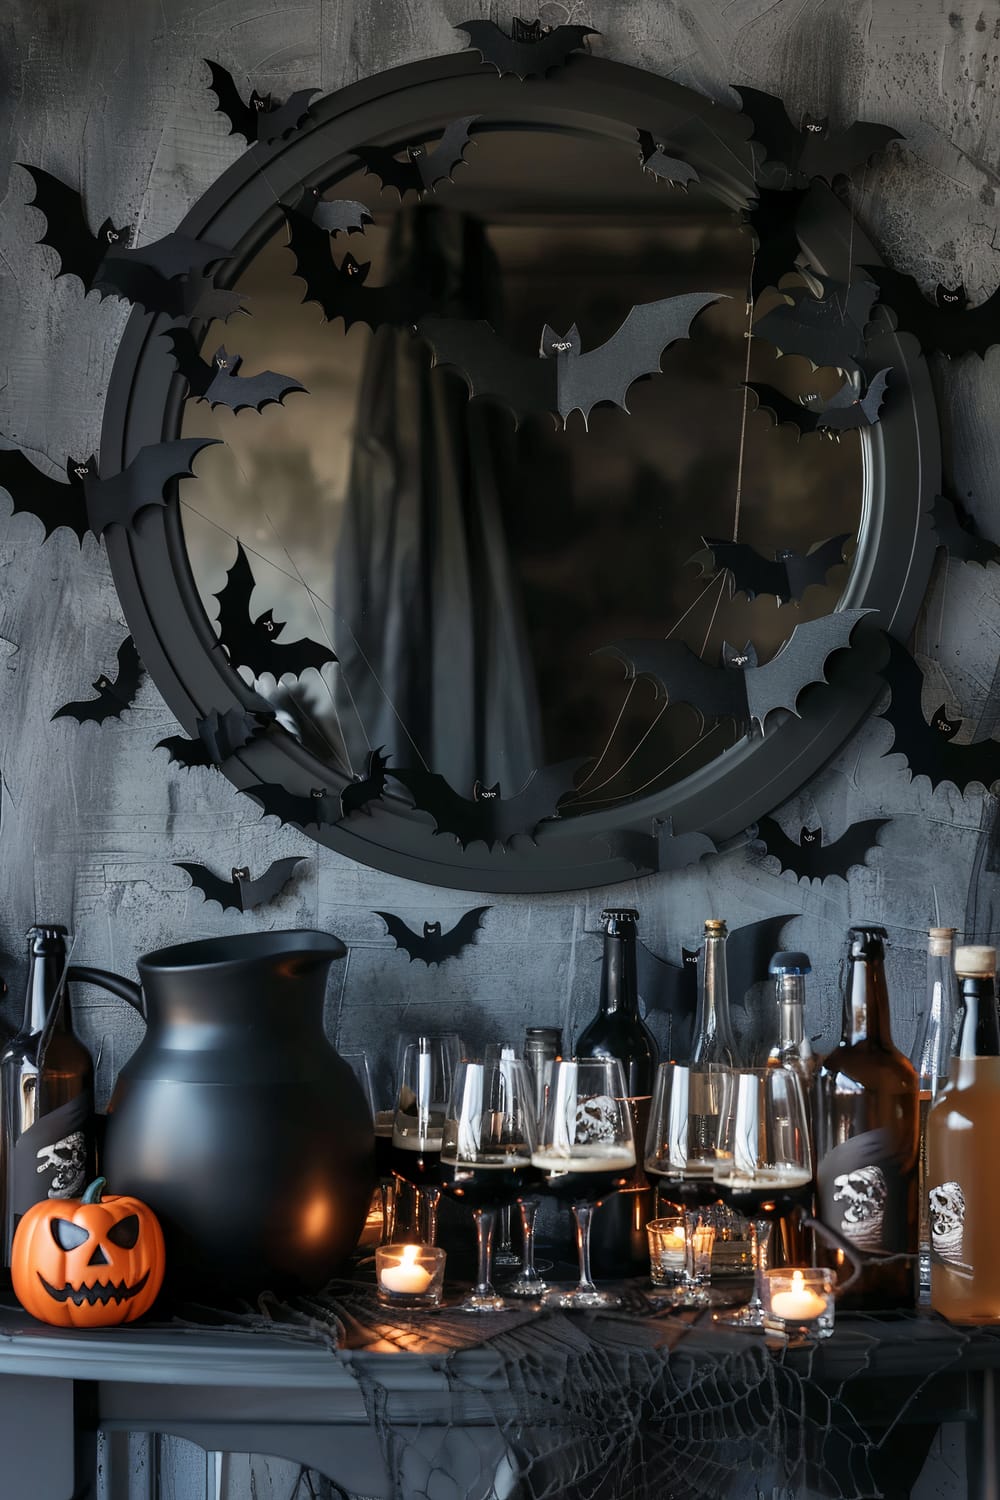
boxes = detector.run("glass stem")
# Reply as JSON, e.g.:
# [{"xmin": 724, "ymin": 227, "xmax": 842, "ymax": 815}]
[
  {"xmin": 519, "ymin": 1197, "xmax": 540, "ymax": 1278},
  {"xmin": 498, "ymin": 1204, "xmax": 513, "ymax": 1253},
  {"xmin": 378, "ymin": 1179, "xmax": 395, "ymax": 1246},
  {"xmin": 421, "ymin": 1186, "xmax": 442, "ymax": 1246},
  {"xmin": 473, "ymin": 1207, "xmax": 497, "ymax": 1298},
  {"xmin": 750, "ymin": 1218, "xmax": 771, "ymax": 1311},
  {"xmin": 572, "ymin": 1202, "xmax": 598, "ymax": 1294},
  {"xmin": 683, "ymin": 1209, "xmax": 699, "ymax": 1284}
]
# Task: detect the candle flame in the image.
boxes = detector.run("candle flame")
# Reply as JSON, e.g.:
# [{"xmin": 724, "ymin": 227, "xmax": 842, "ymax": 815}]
[
  {"xmin": 402, "ymin": 1244, "xmax": 421, "ymax": 1266},
  {"xmin": 791, "ymin": 1269, "xmax": 805, "ymax": 1290}
]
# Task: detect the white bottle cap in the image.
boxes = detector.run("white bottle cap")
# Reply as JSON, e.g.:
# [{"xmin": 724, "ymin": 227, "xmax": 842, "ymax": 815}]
[
  {"xmin": 954, "ymin": 945, "xmax": 996, "ymax": 977},
  {"xmin": 928, "ymin": 927, "xmax": 956, "ymax": 956}
]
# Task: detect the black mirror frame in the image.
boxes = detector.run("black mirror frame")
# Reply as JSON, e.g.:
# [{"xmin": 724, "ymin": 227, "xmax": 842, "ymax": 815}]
[{"xmin": 100, "ymin": 51, "xmax": 938, "ymax": 894}]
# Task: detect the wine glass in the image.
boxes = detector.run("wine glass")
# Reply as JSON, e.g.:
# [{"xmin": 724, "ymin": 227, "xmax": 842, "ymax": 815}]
[
  {"xmin": 440, "ymin": 1052, "xmax": 540, "ymax": 1312},
  {"xmin": 391, "ymin": 1037, "xmax": 456, "ymax": 1245},
  {"xmin": 711, "ymin": 1066, "xmax": 813, "ymax": 1330},
  {"xmin": 341, "ymin": 1050, "xmax": 399, "ymax": 1245},
  {"xmin": 644, "ymin": 1062, "xmax": 724, "ymax": 1305},
  {"xmin": 532, "ymin": 1058, "xmax": 636, "ymax": 1310}
]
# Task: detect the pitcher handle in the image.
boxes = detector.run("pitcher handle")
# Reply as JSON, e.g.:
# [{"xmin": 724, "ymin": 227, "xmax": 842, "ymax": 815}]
[{"xmin": 67, "ymin": 965, "xmax": 146, "ymax": 1020}]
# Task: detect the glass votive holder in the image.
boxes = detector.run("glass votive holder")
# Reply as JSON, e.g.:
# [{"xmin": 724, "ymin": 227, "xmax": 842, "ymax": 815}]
[
  {"xmin": 375, "ymin": 1243, "xmax": 446, "ymax": 1309},
  {"xmin": 764, "ymin": 1267, "xmax": 835, "ymax": 1339},
  {"xmin": 648, "ymin": 1215, "xmax": 687, "ymax": 1286}
]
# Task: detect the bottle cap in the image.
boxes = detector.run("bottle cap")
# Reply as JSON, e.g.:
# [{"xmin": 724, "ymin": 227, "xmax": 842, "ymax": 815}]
[
  {"xmin": 848, "ymin": 925, "xmax": 888, "ymax": 958},
  {"xmin": 601, "ymin": 908, "xmax": 639, "ymax": 922},
  {"xmin": 929, "ymin": 927, "xmax": 956, "ymax": 956},
  {"xmin": 704, "ymin": 918, "xmax": 727, "ymax": 934},
  {"xmin": 525, "ymin": 1026, "xmax": 562, "ymax": 1043},
  {"xmin": 26, "ymin": 924, "xmax": 68, "ymax": 939},
  {"xmin": 769, "ymin": 950, "xmax": 811, "ymax": 977},
  {"xmin": 954, "ymin": 945, "xmax": 996, "ymax": 977}
]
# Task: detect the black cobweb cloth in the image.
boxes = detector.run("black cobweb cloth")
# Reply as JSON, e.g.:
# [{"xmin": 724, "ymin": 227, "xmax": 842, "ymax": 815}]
[{"xmin": 169, "ymin": 1280, "xmax": 995, "ymax": 1500}]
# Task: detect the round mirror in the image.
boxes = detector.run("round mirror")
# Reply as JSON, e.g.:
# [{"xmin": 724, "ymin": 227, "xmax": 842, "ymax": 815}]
[{"xmin": 102, "ymin": 53, "xmax": 937, "ymax": 891}]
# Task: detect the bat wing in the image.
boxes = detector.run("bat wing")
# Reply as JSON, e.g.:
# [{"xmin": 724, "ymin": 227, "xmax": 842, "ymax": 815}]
[
  {"xmin": 931, "ymin": 495, "xmax": 1000, "ymax": 565},
  {"xmin": 52, "ymin": 637, "xmax": 142, "ymax": 725},
  {"xmin": 311, "ymin": 198, "xmax": 372, "ymax": 235},
  {"xmin": 727, "ymin": 915, "xmax": 797, "ymax": 1003},
  {"xmin": 422, "ymin": 116, "xmax": 478, "ymax": 189},
  {"xmin": 561, "ymin": 292, "xmax": 724, "ymax": 427},
  {"xmin": 214, "ymin": 541, "xmax": 257, "ymax": 656},
  {"xmin": 457, "ymin": 20, "xmax": 595, "ymax": 78},
  {"xmin": 752, "ymin": 281, "xmax": 874, "ymax": 371},
  {"xmin": 258, "ymin": 88, "xmax": 318, "ymax": 144},
  {"xmin": 734, "ymin": 87, "xmax": 802, "ymax": 177},
  {"xmin": 244, "ymin": 782, "xmax": 341, "ymax": 831},
  {"xmin": 21, "ymin": 165, "xmax": 102, "ymax": 289},
  {"xmin": 237, "ymin": 856, "xmax": 307, "ymax": 909},
  {"xmin": 862, "ymin": 266, "xmax": 962, "ymax": 355},
  {"xmin": 205, "ymin": 60, "xmax": 257, "ymax": 142},
  {"xmin": 801, "ymin": 121, "xmax": 902, "ymax": 182},
  {"xmin": 173, "ymin": 276, "xmax": 246, "ymax": 322},
  {"xmin": 812, "ymin": 818, "xmax": 890, "ymax": 879},
  {"xmin": 155, "ymin": 733, "xmax": 212, "ymax": 769},
  {"xmin": 533, "ymin": 24, "xmax": 597, "ymax": 73},
  {"xmin": 0, "ymin": 448, "xmax": 88, "ymax": 543},
  {"xmin": 108, "ymin": 231, "xmax": 229, "ymax": 282},
  {"xmin": 417, "ymin": 318, "xmax": 555, "ymax": 424},
  {"xmin": 782, "ymin": 533, "xmax": 851, "ymax": 599},
  {"xmin": 878, "ymin": 638, "xmax": 1000, "ymax": 793},
  {"xmin": 176, "ymin": 862, "xmax": 243, "ymax": 913},
  {"xmin": 202, "ymin": 357, "xmax": 306, "ymax": 414},
  {"xmin": 339, "ymin": 746, "xmax": 390, "ymax": 819},
  {"xmin": 354, "ymin": 146, "xmax": 421, "ymax": 197},
  {"xmin": 702, "ymin": 538, "xmax": 789, "ymax": 601},
  {"xmin": 85, "ymin": 437, "xmax": 220, "ymax": 538},
  {"xmin": 254, "ymin": 629, "xmax": 336, "ymax": 679},
  {"xmin": 599, "ymin": 638, "xmax": 745, "ymax": 720},
  {"xmin": 374, "ymin": 911, "xmax": 429, "ymax": 963},
  {"xmin": 216, "ymin": 542, "xmax": 336, "ymax": 679},
  {"xmin": 636, "ymin": 941, "xmax": 699, "ymax": 1062},
  {"xmin": 494, "ymin": 759, "xmax": 588, "ymax": 843},
  {"xmin": 754, "ymin": 815, "xmax": 807, "ymax": 878},
  {"xmin": 196, "ymin": 705, "xmax": 270, "ymax": 761},
  {"xmin": 637, "ymin": 131, "xmax": 700, "ymax": 187},
  {"xmin": 163, "ymin": 328, "xmax": 213, "ymax": 398},
  {"xmin": 745, "ymin": 381, "xmax": 818, "ymax": 438},
  {"xmin": 390, "ymin": 759, "xmax": 583, "ymax": 849},
  {"xmin": 742, "ymin": 189, "xmax": 809, "ymax": 301},
  {"xmin": 109, "ymin": 635, "xmax": 143, "ymax": 702},
  {"xmin": 745, "ymin": 608, "xmax": 871, "ymax": 729},
  {"xmin": 430, "ymin": 906, "xmax": 491, "ymax": 964}
]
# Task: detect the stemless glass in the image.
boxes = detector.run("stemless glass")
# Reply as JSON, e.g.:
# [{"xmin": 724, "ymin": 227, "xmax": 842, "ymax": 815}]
[
  {"xmin": 440, "ymin": 1052, "xmax": 540, "ymax": 1312},
  {"xmin": 532, "ymin": 1058, "xmax": 636, "ymax": 1309},
  {"xmin": 392, "ymin": 1037, "xmax": 455, "ymax": 1245},
  {"xmin": 644, "ymin": 1062, "xmax": 724, "ymax": 1305},
  {"xmin": 712, "ymin": 1066, "xmax": 813, "ymax": 1330}
]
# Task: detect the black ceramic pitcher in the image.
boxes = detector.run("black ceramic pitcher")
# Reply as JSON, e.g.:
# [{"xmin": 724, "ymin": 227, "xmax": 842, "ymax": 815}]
[{"xmin": 68, "ymin": 930, "xmax": 374, "ymax": 1296}]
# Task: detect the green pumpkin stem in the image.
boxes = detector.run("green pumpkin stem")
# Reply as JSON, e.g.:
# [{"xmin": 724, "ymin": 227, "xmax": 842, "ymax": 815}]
[{"xmin": 81, "ymin": 1177, "xmax": 107, "ymax": 1205}]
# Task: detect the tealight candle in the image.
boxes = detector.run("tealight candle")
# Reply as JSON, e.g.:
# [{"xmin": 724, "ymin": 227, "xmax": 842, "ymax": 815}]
[
  {"xmin": 381, "ymin": 1244, "xmax": 433, "ymax": 1294},
  {"xmin": 376, "ymin": 1243, "xmax": 446, "ymax": 1308},
  {"xmin": 770, "ymin": 1270, "xmax": 826, "ymax": 1321},
  {"xmin": 764, "ymin": 1268, "xmax": 835, "ymax": 1339}
]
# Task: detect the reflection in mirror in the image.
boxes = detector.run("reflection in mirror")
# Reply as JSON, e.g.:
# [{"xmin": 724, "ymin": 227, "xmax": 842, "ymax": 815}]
[{"xmin": 180, "ymin": 123, "xmax": 861, "ymax": 819}]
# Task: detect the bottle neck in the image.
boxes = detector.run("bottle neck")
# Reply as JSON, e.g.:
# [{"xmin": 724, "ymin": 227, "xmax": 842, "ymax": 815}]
[
  {"xmin": 776, "ymin": 974, "xmax": 806, "ymax": 1049},
  {"xmin": 912, "ymin": 942, "xmax": 958, "ymax": 1086},
  {"xmin": 22, "ymin": 939, "xmax": 69, "ymax": 1037},
  {"xmin": 599, "ymin": 926, "xmax": 639, "ymax": 1019},
  {"xmin": 692, "ymin": 931, "xmax": 737, "ymax": 1061},
  {"xmin": 952, "ymin": 976, "xmax": 1000, "ymax": 1078},
  {"xmin": 842, "ymin": 950, "xmax": 893, "ymax": 1047}
]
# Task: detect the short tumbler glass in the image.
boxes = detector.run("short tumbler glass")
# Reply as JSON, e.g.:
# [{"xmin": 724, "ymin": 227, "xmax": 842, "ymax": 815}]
[
  {"xmin": 375, "ymin": 1244, "xmax": 446, "ymax": 1310},
  {"xmin": 763, "ymin": 1268, "xmax": 835, "ymax": 1339}
]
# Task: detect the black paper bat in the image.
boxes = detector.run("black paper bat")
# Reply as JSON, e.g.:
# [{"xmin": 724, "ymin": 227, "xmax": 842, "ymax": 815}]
[
  {"xmin": 205, "ymin": 60, "xmax": 318, "ymax": 145},
  {"xmin": 214, "ymin": 542, "xmax": 337, "ymax": 680},
  {"xmin": 51, "ymin": 636, "xmax": 142, "ymax": 724},
  {"xmin": 340, "ymin": 747, "xmax": 391, "ymax": 820},
  {"xmin": 755, "ymin": 815, "xmax": 889, "ymax": 884},
  {"xmin": 861, "ymin": 266, "xmax": 1000, "ymax": 359},
  {"xmin": 284, "ymin": 184, "xmax": 372, "ymax": 236},
  {"xmin": 603, "ymin": 817, "xmax": 718, "ymax": 874},
  {"xmin": 601, "ymin": 608, "xmax": 870, "ymax": 732},
  {"xmin": 726, "ymin": 913, "xmax": 800, "ymax": 1006},
  {"xmin": 636, "ymin": 131, "xmax": 700, "ymax": 188},
  {"xmin": 742, "ymin": 188, "xmax": 809, "ymax": 302},
  {"xmin": 418, "ymin": 291, "xmax": 723, "ymax": 428},
  {"xmin": 177, "ymin": 856, "xmax": 307, "ymax": 913},
  {"xmin": 746, "ymin": 368, "xmax": 890, "ymax": 439},
  {"xmin": 374, "ymin": 907, "xmax": 491, "ymax": 966},
  {"xmin": 931, "ymin": 495, "xmax": 1000, "ymax": 566},
  {"xmin": 22, "ymin": 166, "xmax": 239, "ymax": 319},
  {"xmin": 156, "ymin": 706, "xmax": 274, "ymax": 770},
  {"xmin": 284, "ymin": 213, "xmax": 431, "ymax": 331},
  {"xmin": 752, "ymin": 275, "xmax": 877, "ymax": 374},
  {"xmin": 389, "ymin": 759, "xmax": 587, "ymax": 850},
  {"xmin": 879, "ymin": 636, "xmax": 1000, "ymax": 794},
  {"xmin": 356, "ymin": 117, "xmax": 479, "ymax": 197},
  {"xmin": 697, "ymin": 533, "xmax": 851, "ymax": 603},
  {"xmin": 164, "ymin": 330, "xmax": 305, "ymax": 413},
  {"xmin": 734, "ymin": 87, "xmax": 901, "ymax": 186},
  {"xmin": 456, "ymin": 18, "xmax": 598, "ymax": 78},
  {"xmin": 244, "ymin": 782, "xmax": 343, "ymax": 832}
]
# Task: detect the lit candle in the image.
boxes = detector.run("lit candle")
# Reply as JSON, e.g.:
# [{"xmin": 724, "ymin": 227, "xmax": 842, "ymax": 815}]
[
  {"xmin": 770, "ymin": 1269, "xmax": 828, "ymax": 1322},
  {"xmin": 380, "ymin": 1244, "xmax": 433, "ymax": 1295}
]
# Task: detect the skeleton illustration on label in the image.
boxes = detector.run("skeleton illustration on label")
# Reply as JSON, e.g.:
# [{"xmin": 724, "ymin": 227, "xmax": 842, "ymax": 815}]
[
  {"xmin": 575, "ymin": 1095, "xmax": 618, "ymax": 1145},
  {"xmin": 37, "ymin": 1130, "xmax": 87, "ymax": 1199},
  {"xmin": 929, "ymin": 1180, "xmax": 972, "ymax": 1276},
  {"xmin": 832, "ymin": 1164, "xmax": 888, "ymax": 1251}
]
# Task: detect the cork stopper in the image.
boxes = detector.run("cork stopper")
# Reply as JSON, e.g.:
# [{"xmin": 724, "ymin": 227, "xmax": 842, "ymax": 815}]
[
  {"xmin": 954, "ymin": 945, "xmax": 996, "ymax": 977},
  {"xmin": 704, "ymin": 918, "xmax": 727, "ymax": 935},
  {"xmin": 929, "ymin": 927, "xmax": 956, "ymax": 956}
]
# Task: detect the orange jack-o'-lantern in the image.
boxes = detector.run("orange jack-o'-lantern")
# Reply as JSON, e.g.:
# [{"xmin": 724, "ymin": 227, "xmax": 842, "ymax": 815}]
[{"xmin": 11, "ymin": 1176, "xmax": 165, "ymax": 1327}]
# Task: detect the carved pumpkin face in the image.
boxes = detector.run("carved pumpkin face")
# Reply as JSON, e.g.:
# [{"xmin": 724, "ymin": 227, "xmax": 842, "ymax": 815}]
[{"xmin": 11, "ymin": 1177, "xmax": 165, "ymax": 1327}]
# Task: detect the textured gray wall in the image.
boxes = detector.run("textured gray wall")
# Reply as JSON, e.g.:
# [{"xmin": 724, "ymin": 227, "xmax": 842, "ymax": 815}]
[{"xmin": 0, "ymin": 3, "xmax": 998, "ymax": 1490}]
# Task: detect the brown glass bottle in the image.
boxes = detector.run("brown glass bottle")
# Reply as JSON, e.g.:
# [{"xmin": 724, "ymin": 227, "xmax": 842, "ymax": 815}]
[
  {"xmin": 928, "ymin": 947, "xmax": 1000, "ymax": 1323},
  {"xmin": 0, "ymin": 926, "xmax": 95, "ymax": 1267},
  {"xmin": 815, "ymin": 926, "xmax": 918, "ymax": 1309},
  {"xmin": 577, "ymin": 908, "xmax": 659, "ymax": 1275}
]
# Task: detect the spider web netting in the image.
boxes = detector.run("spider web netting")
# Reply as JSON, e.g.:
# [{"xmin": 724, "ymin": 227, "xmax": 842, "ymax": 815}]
[{"xmin": 178, "ymin": 1280, "xmax": 995, "ymax": 1500}]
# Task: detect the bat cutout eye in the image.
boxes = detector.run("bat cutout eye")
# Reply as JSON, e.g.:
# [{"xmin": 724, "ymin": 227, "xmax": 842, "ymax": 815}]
[
  {"xmin": 51, "ymin": 1219, "xmax": 90, "ymax": 1251},
  {"xmin": 232, "ymin": 866, "xmax": 249, "ymax": 881},
  {"xmin": 310, "ymin": 787, "xmax": 326, "ymax": 799},
  {"xmin": 106, "ymin": 1214, "xmax": 140, "ymax": 1249},
  {"xmin": 96, "ymin": 677, "xmax": 110, "ymax": 690},
  {"xmin": 801, "ymin": 827, "xmax": 820, "ymax": 844}
]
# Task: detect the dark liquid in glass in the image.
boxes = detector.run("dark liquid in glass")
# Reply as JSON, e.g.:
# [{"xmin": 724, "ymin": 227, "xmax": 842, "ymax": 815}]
[
  {"xmin": 439, "ymin": 1155, "xmax": 542, "ymax": 1209},
  {"xmin": 374, "ymin": 1114, "xmax": 395, "ymax": 1177},
  {"xmin": 390, "ymin": 1142, "xmax": 443, "ymax": 1187},
  {"xmin": 646, "ymin": 1167, "xmax": 720, "ymax": 1210},
  {"xmin": 533, "ymin": 1153, "xmax": 635, "ymax": 1205},
  {"xmin": 713, "ymin": 1174, "xmax": 812, "ymax": 1221}
]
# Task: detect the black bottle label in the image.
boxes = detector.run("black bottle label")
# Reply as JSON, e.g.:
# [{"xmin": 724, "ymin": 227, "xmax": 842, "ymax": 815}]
[
  {"xmin": 816, "ymin": 1126, "xmax": 911, "ymax": 1253},
  {"xmin": 10, "ymin": 1091, "xmax": 93, "ymax": 1221}
]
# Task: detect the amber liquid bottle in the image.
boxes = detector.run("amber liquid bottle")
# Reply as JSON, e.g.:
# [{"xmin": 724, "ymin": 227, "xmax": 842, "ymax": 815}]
[
  {"xmin": 0, "ymin": 926, "xmax": 95, "ymax": 1267},
  {"xmin": 577, "ymin": 908, "xmax": 659, "ymax": 1275},
  {"xmin": 815, "ymin": 926, "xmax": 918, "ymax": 1309},
  {"xmin": 928, "ymin": 946, "xmax": 1000, "ymax": 1323}
]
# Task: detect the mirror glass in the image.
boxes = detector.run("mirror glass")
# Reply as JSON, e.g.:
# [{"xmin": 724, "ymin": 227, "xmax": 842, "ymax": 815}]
[{"xmin": 180, "ymin": 122, "xmax": 861, "ymax": 816}]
